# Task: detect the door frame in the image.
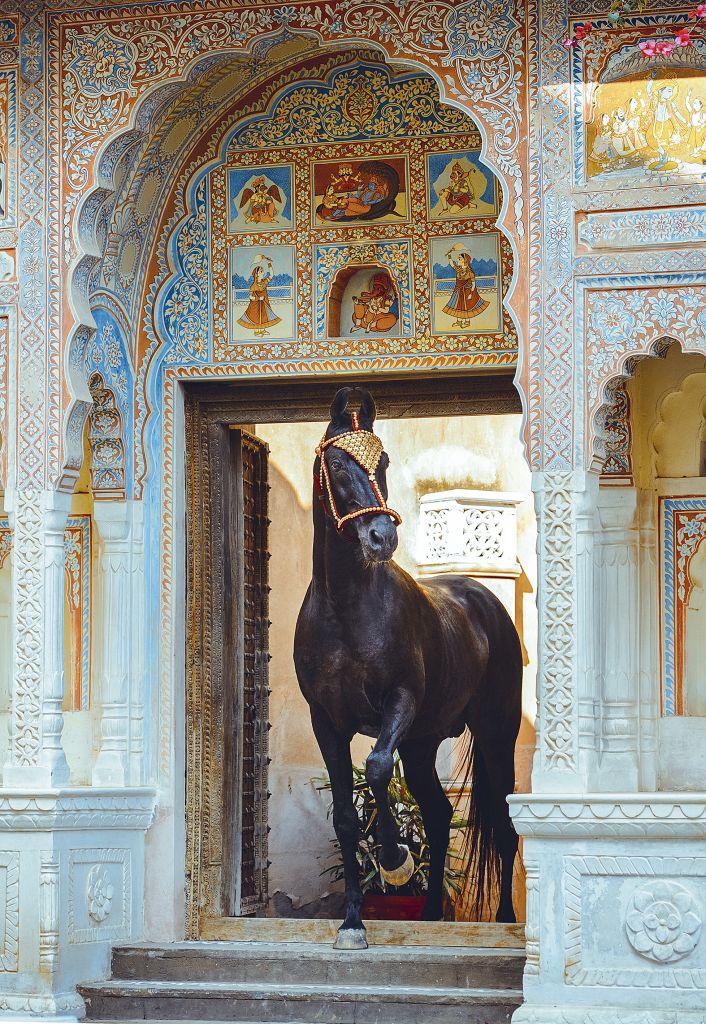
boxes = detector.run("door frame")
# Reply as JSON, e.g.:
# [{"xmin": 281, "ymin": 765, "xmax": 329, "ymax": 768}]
[{"xmin": 184, "ymin": 372, "xmax": 520, "ymax": 937}]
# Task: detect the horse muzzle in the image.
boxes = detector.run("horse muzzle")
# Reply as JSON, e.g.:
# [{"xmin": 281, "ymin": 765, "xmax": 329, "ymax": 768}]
[{"xmin": 358, "ymin": 514, "xmax": 399, "ymax": 562}]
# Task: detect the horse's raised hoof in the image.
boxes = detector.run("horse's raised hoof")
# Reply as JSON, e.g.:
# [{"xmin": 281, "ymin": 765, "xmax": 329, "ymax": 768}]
[
  {"xmin": 334, "ymin": 927, "xmax": 368, "ymax": 950},
  {"xmin": 379, "ymin": 844, "xmax": 415, "ymax": 887}
]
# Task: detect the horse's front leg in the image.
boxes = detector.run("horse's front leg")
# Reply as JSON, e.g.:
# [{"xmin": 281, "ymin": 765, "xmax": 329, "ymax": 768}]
[
  {"xmin": 365, "ymin": 688, "xmax": 417, "ymax": 885},
  {"xmin": 310, "ymin": 705, "xmax": 367, "ymax": 950}
]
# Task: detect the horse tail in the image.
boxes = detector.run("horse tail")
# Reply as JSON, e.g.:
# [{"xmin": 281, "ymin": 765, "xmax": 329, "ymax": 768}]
[{"xmin": 452, "ymin": 728, "xmax": 500, "ymax": 920}]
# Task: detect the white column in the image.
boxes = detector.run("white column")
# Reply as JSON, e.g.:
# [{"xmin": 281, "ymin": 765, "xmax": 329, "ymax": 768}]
[
  {"xmin": 4, "ymin": 489, "xmax": 71, "ymax": 787},
  {"xmin": 129, "ymin": 501, "xmax": 145, "ymax": 785},
  {"xmin": 532, "ymin": 470, "xmax": 599, "ymax": 793},
  {"xmin": 594, "ymin": 487, "xmax": 640, "ymax": 791},
  {"xmin": 92, "ymin": 502, "xmax": 131, "ymax": 786}
]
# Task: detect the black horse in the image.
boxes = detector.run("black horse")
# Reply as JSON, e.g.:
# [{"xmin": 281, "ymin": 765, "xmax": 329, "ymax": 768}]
[{"xmin": 294, "ymin": 386, "xmax": 522, "ymax": 949}]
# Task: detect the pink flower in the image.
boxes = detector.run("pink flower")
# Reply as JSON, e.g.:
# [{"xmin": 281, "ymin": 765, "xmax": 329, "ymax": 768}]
[
  {"xmin": 674, "ymin": 27, "xmax": 693, "ymax": 46},
  {"xmin": 657, "ymin": 39, "xmax": 676, "ymax": 54},
  {"xmin": 639, "ymin": 39, "xmax": 657, "ymax": 56},
  {"xmin": 690, "ymin": 4, "xmax": 706, "ymax": 18},
  {"xmin": 563, "ymin": 36, "xmax": 578, "ymax": 48}
]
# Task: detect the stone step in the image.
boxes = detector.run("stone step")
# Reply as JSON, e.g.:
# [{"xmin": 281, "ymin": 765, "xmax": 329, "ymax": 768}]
[
  {"xmin": 79, "ymin": 979, "xmax": 523, "ymax": 1023},
  {"xmin": 199, "ymin": 917, "xmax": 524, "ymax": 948},
  {"xmin": 111, "ymin": 941, "xmax": 525, "ymax": 990}
]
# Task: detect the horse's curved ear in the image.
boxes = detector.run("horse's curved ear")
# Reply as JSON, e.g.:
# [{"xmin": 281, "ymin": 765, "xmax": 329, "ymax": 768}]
[
  {"xmin": 356, "ymin": 387, "xmax": 376, "ymax": 430},
  {"xmin": 330, "ymin": 386, "xmax": 353, "ymax": 426}
]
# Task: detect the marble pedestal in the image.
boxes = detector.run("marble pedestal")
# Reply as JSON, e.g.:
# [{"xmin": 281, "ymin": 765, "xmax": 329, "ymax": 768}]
[{"xmin": 510, "ymin": 794, "xmax": 706, "ymax": 1024}]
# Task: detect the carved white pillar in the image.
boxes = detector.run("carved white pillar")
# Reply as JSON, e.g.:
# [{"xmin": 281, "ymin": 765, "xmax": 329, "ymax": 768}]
[
  {"xmin": 637, "ymin": 488, "xmax": 659, "ymax": 790},
  {"xmin": 4, "ymin": 489, "xmax": 71, "ymax": 787},
  {"xmin": 532, "ymin": 471, "xmax": 596, "ymax": 793},
  {"xmin": 128, "ymin": 501, "xmax": 145, "ymax": 785},
  {"xmin": 92, "ymin": 502, "xmax": 131, "ymax": 786},
  {"xmin": 594, "ymin": 487, "xmax": 640, "ymax": 791}
]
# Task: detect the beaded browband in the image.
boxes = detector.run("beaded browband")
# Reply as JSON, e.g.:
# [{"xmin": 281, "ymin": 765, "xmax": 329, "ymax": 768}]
[{"xmin": 315, "ymin": 412, "xmax": 403, "ymax": 532}]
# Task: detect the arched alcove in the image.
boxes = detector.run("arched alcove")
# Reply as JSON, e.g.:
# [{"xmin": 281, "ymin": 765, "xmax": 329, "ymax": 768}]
[{"xmin": 591, "ymin": 338, "xmax": 706, "ymax": 791}]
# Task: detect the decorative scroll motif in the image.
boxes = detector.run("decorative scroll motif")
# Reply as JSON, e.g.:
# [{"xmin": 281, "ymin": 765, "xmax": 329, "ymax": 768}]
[
  {"xmin": 625, "ymin": 881, "xmax": 702, "ymax": 965},
  {"xmin": 1, "ymin": 514, "xmax": 91, "ymax": 711},
  {"xmin": 68, "ymin": 848, "xmax": 131, "ymax": 944},
  {"xmin": 660, "ymin": 497, "xmax": 706, "ymax": 717},
  {"xmin": 579, "ymin": 209, "xmax": 706, "ymax": 252},
  {"xmin": 417, "ymin": 490, "xmax": 521, "ymax": 574},
  {"xmin": 583, "ymin": 282, "xmax": 706, "ymax": 468},
  {"xmin": 509, "ymin": 794, "xmax": 706, "ymax": 839},
  {"xmin": 564, "ymin": 856, "xmax": 706, "ymax": 988},
  {"xmin": 444, "ymin": 0, "xmax": 526, "ymax": 237},
  {"xmin": 11, "ymin": 491, "xmax": 43, "ymax": 767},
  {"xmin": 88, "ymin": 372, "xmax": 126, "ymax": 499},
  {"xmin": 0, "ymin": 522, "xmax": 10, "ymax": 569},
  {"xmin": 538, "ymin": 475, "xmax": 577, "ymax": 774},
  {"xmin": 597, "ymin": 381, "xmax": 632, "ymax": 480},
  {"xmin": 160, "ymin": 178, "xmax": 209, "ymax": 364},
  {"xmin": 86, "ymin": 864, "xmax": 114, "ymax": 924},
  {"xmin": 524, "ymin": 856, "xmax": 540, "ymax": 979},
  {"xmin": 64, "ymin": 515, "xmax": 91, "ymax": 711},
  {"xmin": 0, "ymin": 850, "xmax": 19, "ymax": 972},
  {"xmin": 231, "ymin": 64, "xmax": 470, "ymax": 149},
  {"xmin": 18, "ymin": 15, "xmax": 46, "ymax": 489},
  {"xmin": 39, "ymin": 853, "xmax": 60, "ymax": 975}
]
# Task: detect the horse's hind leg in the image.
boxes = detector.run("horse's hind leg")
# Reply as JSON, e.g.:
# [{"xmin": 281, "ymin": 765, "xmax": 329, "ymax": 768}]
[
  {"xmin": 310, "ymin": 705, "xmax": 367, "ymax": 949},
  {"xmin": 399, "ymin": 736, "xmax": 452, "ymax": 921},
  {"xmin": 365, "ymin": 688, "xmax": 417, "ymax": 884},
  {"xmin": 474, "ymin": 726, "xmax": 519, "ymax": 923}
]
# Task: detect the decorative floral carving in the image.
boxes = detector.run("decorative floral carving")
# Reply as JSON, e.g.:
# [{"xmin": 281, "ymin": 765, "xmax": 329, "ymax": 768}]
[
  {"xmin": 538, "ymin": 475, "xmax": 577, "ymax": 774},
  {"xmin": 86, "ymin": 864, "xmax": 114, "ymax": 924},
  {"xmin": 625, "ymin": 881, "xmax": 702, "ymax": 964}
]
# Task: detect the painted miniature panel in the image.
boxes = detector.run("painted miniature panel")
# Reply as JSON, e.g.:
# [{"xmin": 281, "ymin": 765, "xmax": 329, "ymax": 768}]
[
  {"xmin": 201, "ymin": 61, "xmax": 514, "ymax": 367},
  {"xmin": 586, "ymin": 68, "xmax": 706, "ymax": 182},
  {"xmin": 228, "ymin": 165, "xmax": 294, "ymax": 234},
  {"xmin": 660, "ymin": 497, "xmax": 706, "ymax": 717},
  {"xmin": 430, "ymin": 234, "xmax": 502, "ymax": 336},
  {"xmin": 427, "ymin": 151, "xmax": 499, "ymax": 220},
  {"xmin": 230, "ymin": 246, "xmax": 296, "ymax": 343},
  {"xmin": 311, "ymin": 156, "xmax": 408, "ymax": 227},
  {"xmin": 314, "ymin": 241, "xmax": 413, "ymax": 340}
]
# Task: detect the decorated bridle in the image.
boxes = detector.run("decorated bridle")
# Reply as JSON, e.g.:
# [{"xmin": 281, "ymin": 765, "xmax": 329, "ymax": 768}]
[{"xmin": 315, "ymin": 411, "xmax": 403, "ymax": 532}]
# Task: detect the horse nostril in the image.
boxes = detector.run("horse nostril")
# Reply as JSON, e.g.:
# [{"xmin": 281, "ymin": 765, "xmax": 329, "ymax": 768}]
[{"xmin": 369, "ymin": 528, "xmax": 383, "ymax": 549}]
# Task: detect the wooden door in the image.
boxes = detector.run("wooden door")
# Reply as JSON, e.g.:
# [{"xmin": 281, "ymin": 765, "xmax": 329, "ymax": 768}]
[{"xmin": 222, "ymin": 428, "xmax": 270, "ymax": 917}]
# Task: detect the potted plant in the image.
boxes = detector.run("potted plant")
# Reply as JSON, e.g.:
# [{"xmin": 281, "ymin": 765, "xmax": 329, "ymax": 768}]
[{"xmin": 317, "ymin": 755, "xmax": 467, "ymax": 921}]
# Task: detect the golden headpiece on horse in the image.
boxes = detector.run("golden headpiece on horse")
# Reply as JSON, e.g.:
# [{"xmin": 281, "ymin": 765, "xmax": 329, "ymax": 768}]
[{"xmin": 324, "ymin": 430, "xmax": 384, "ymax": 478}]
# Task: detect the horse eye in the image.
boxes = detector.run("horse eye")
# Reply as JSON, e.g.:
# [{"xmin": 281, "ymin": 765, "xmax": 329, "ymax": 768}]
[{"xmin": 331, "ymin": 457, "xmax": 343, "ymax": 471}]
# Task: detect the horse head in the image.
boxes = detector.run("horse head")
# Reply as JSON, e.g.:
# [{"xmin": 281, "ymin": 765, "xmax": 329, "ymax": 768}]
[{"xmin": 316, "ymin": 386, "xmax": 400, "ymax": 563}]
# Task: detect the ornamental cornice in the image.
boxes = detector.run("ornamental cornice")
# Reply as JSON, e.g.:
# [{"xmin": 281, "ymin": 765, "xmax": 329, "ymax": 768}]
[
  {"xmin": 509, "ymin": 794, "xmax": 706, "ymax": 839},
  {"xmin": 0, "ymin": 787, "xmax": 157, "ymax": 831}
]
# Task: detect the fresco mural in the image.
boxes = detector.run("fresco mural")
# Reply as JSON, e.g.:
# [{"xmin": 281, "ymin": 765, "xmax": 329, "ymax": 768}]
[
  {"xmin": 585, "ymin": 68, "xmax": 706, "ymax": 180},
  {"xmin": 430, "ymin": 234, "xmax": 502, "ymax": 335},
  {"xmin": 312, "ymin": 156, "xmax": 408, "ymax": 225},
  {"xmin": 228, "ymin": 165, "xmax": 294, "ymax": 233},
  {"xmin": 230, "ymin": 246, "xmax": 296, "ymax": 342},
  {"xmin": 204, "ymin": 64, "xmax": 513, "ymax": 363},
  {"xmin": 427, "ymin": 151, "xmax": 499, "ymax": 219}
]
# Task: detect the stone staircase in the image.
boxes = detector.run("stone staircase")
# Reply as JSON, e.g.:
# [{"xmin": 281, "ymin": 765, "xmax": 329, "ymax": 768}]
[{"xmin": 80, "ymin": 936, "xmax": 526, "ymax": 1023}]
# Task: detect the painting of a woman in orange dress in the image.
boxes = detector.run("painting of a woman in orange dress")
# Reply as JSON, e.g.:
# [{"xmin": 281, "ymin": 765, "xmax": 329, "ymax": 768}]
[
  {"xmin": 236, "ymin": 256, "xmax": 282, "ymax": 337},
  {"xmin": 442, "ymin": 243, "xmax": 489, "ymax": 328}
]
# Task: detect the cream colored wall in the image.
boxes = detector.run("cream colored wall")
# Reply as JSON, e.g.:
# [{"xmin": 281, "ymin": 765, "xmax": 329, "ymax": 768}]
[{"xmin": 255, "ymin": 413, "xmax": 536, "ymax": 911}]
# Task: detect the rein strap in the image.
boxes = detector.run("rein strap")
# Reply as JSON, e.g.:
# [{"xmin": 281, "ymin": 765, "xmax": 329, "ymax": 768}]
[{"xmin": 315, "ymin": 426, "xmax": 402, "ymax": 532}]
